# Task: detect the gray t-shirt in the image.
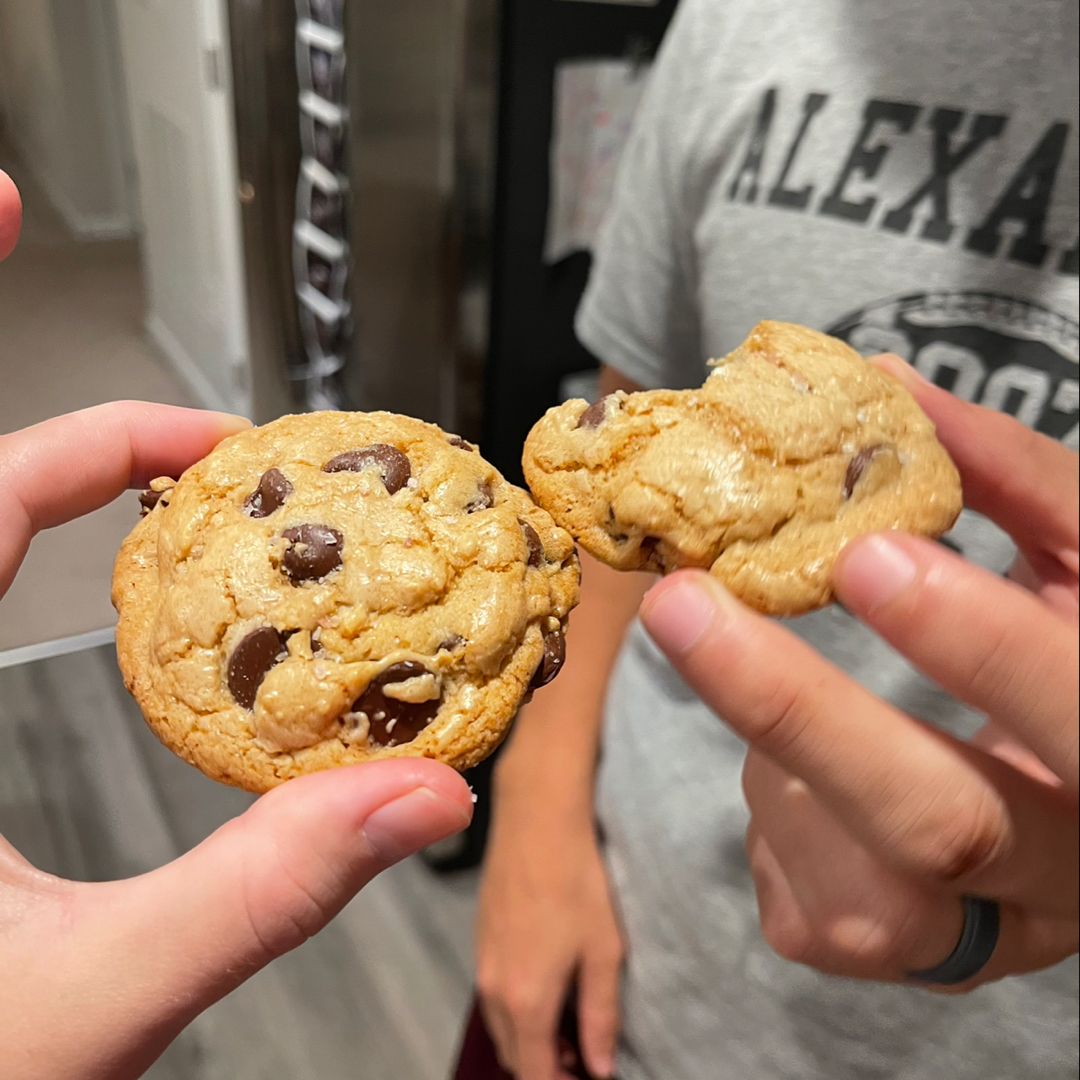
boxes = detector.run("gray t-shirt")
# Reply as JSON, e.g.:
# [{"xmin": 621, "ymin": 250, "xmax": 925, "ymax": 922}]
[{"xmin": 576, "ymin": 1, "xmax": 1080, "ymax": 1078}]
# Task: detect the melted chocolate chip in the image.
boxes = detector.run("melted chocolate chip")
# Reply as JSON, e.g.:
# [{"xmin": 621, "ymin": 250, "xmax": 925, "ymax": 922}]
[
  {"xmin": 227, "ymin": 627, "xmax": 288, "ymax": 709},
  {"xmin": 576, "ymin": 395, "xmax": 612, "ymax": 430},
  {"xmin": 466, "ymin": 478, "xmax": 495, "ymax": 513},
  {"xmin": 448, "ymin": 435, "xmax": 474, "ymax": 451},
  {"xmin": 843, "ymin": 444, "xmax": 885, "ymax": 500},
  {"xmin": 281, "ymin": 524, "xmax": 344, "ymax": 583},
  {"xmin": 529, "ymin": 628, "xmax": 566, "ymax": 690},
  {"xmin": 244, "ymin": 468, "xmax": 293, "ymax": 518},
  {"xmin": 138, "ymin": 489, "xmax": 166, "ymax": 516},
  {"xmin": 520, "ymin": 520, "xmax": 544, "ymax": 567},
  {"xmin": 323, "ymin": 444, "xmax": 412, "ymax": 494},
  {"xmin": 640, "ymin": 536, "xmax": 665, "ymax": 570},
  {"xmin": 437, "ymin": 634, "xmax": 465, "ymax": 652},
  {"xmin": 351, "ymin": 661, "xmax": 441, "ymax": 746}
]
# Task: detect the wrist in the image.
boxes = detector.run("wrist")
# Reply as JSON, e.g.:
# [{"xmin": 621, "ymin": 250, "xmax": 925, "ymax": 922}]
[{"xmin": 493, "ymin": 733, "xmax": 597, "ymax": 824}]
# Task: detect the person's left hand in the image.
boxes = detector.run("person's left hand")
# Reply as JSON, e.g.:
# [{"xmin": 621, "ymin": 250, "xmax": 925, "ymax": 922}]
[{"xmin": 640, "ymin": 373, "xmax": 1079, "ymax": 989}]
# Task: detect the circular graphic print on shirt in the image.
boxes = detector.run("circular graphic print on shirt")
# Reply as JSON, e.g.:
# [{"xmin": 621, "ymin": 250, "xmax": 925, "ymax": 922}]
[{"xmin": 827, "ymin": 291, "xmax": 1078, "ymax": 447}]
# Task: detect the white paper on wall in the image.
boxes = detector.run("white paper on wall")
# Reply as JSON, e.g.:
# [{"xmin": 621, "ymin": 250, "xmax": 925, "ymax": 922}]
[{"xmin": 544, "ymin": 58, "xmax": 651, "ymax": 264}]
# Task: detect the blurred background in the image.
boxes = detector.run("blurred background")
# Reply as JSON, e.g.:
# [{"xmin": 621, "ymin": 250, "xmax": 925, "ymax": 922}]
[{"xmin": 0, "ymin": 1, "xmax": 676, "ymax": 1077}]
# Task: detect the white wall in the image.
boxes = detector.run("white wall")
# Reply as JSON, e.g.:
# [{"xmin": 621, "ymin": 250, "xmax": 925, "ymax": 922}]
[
  {"xmin": 114, "ymin": 0, "xmax": 251, "ymax": 414},
  {"xmin": 0, "ymin": 0, "xmax": 136, "ymax": 238}
]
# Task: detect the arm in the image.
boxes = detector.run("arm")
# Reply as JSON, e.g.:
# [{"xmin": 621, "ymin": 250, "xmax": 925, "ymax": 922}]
[
  {"xmin": 477, "ymin": 367, "xmax": 650, "ymax": 1080},
  {"xmin": 500, "ymin": 363, "xmax": 651, "ymax": 796}
]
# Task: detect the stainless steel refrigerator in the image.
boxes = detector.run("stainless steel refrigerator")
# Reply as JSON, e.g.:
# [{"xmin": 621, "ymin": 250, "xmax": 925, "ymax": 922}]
[{"xmin": 228, "ymin": 0, "xmax": 678, "ymax": 481}]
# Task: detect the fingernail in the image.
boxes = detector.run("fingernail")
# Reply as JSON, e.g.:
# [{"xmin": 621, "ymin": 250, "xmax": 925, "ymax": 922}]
[
  {"xmin": 217, "ymin": 412, "xmax": 254, "ymax": 432},
  {"xmin": 640, "ymin": 573, "xmax": 733, "ymax": 656},
  {"xmin": 868, "ymin": 354, "xmax": 926, "ymax": 390},
  {"xmin": 362, "ymin": 787, "xmax": 471, "ymax": 863},
  {"xmin": 834, "ymin": 534, "xmax": 918, "ymax": 613}
]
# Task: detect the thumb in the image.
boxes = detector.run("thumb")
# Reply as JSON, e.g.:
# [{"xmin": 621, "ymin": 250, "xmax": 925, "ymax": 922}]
[{"xmin": 78, "ymin": 759, "xmax": 472, "ymax": 1072}]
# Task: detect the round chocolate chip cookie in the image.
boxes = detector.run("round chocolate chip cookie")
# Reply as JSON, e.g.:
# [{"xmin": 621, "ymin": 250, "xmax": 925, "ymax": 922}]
[
  {"xmin": 523, "ymin": 321, "xmax": 961, "ymax": 616},
  {"xmin": 113, "ymin": 411, "xmax": 579, "ymax": 792}
]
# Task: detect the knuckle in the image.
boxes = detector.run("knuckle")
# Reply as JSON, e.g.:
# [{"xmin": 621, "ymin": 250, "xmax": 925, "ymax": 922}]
[
  {"xmin": 762, "ymin": 912, "xmax": 816, "ymax": 966},
  {"xmin": 240, "ymin": 882, "xmax": 312, "ymax": 965},
  {"xmin": 823, "ymin": 914, "xmax": 901, "ymax": 970},
  {"xmin": 474, "ymin": 965, "xmax": 499, "ymax": 1004},
  {"xmin": 747, "ymin": 679, "xmax": 816, "ymax": 757},
  {"xmin": 903, "ymin": 790, "xmax": 1010, "ymax": 885},
  {"xmin": 241, "ymin": 838, "xmax": 341, "ymax": 963},
  {"xmin": 503, "ymin": 983, "xmax": 547, "ymax": 1027},
  {"xmin": 963, "ymin": 620, "xmax": 1025, "ymax": 706}
]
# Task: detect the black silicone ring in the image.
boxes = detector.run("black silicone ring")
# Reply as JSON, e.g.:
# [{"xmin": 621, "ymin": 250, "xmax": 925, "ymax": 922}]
[{"xmin": 907, "ymin": 896, "xmax": 1000, "ymax": 986}]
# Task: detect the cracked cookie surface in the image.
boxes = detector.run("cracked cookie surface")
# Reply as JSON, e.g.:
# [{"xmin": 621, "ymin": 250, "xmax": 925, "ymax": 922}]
[
  {"xmin": 113, "ymin": 411, "xmax": 579, "ymax": 792},
  {"xmin": 522, "ymin": 321, "xmax": 960, "ymax": 616}
]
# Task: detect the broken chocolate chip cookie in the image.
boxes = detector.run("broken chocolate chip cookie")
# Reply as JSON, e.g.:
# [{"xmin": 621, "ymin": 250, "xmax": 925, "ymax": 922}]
[{"xmin": 522, "ymin": 321, "xmax": 960, "ymax": 616}]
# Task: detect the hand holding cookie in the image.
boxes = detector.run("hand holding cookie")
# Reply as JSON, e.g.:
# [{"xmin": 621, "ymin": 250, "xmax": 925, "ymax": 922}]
[
  {"xmin": 641, "ymin": 373, "xmax": 1079, "ymax": 986},
  {"xmin": 0, "ymin": 402, "xmax": 475, "ymax": 1077}
]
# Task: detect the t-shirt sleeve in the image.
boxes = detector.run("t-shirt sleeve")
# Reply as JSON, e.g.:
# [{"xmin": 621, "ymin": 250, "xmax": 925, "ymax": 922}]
[{"xmin": 575, "ymin": 0, "xmax": 706, "ymax": 391}]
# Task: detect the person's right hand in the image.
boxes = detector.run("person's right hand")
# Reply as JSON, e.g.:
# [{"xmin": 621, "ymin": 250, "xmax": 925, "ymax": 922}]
[{"xmin": 476, "ymin": 747, "xmax": 624, "ymax": 1080}]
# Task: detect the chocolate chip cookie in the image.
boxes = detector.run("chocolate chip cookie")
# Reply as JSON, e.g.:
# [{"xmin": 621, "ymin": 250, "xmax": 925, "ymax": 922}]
[
  {"xmin": 113, "ymin": 412, "xmax": 579, "ymax": 792},
  {"xmin": 523, "ymin": 321, "xmax": 961, "ymax": 616}
]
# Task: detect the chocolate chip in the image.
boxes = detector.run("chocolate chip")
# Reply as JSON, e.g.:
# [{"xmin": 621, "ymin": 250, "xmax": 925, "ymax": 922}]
[
  {"xmin": 529, "ymin": 628, "xmax": 566, "ymax": 689},
  {"xmin": 576, "ymin": 395, "xmax": 612, "ymax": 430},
  {"xmin": 138, "ymin": 489, "xmax": 166, "ymax": 516},
  {"xmin": 640, "ymin": 535, "xmax": 665, "ymax": 570},
  {"xmin": 520, "ymin": 520, "xmax": 544, "ymax": 567},
  {"xmin": 323, "ymin": 444, "xmax": 412, "ymax": 494},
  {"xmin": 227, "ymin": 627, "xmax": 288, "ymax": 709},
  {"xmin": 842, "ymin": 444, "xmax": 885, "ymax": 500},
  {"xmin": 448, "ymin": 435, "xmax": 474, "ymax": 451},
  {"xmin": 437, "ymin": 634, "xmax": 465, "ymax": 652},
  {"xmin": 244, "ymin": 468, "xmax": 293, "ymax": 518},
  {"xmin": 351, "ymin": 661, "xmax": 441, "ymax": 746},
  {"xmin": 466, "ymin": 478, "xmax": 495, "ymax": 513},
  {"xmin": 281, "ymin": 524, "xmax": 344, "ymax": 583}
]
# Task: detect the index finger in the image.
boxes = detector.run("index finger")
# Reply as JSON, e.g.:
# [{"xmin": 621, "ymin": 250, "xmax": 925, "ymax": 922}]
[
  {"xmin": 870, "ymin": 354, "xmax": 1079, "ymax": 572},
  {"xmin": 0, "ymin": 400, "xmax": 250, "ymax": 595},
  {"xmin": 640, "ymin": 571, "xmax": 1079, "ymax": 912}
]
